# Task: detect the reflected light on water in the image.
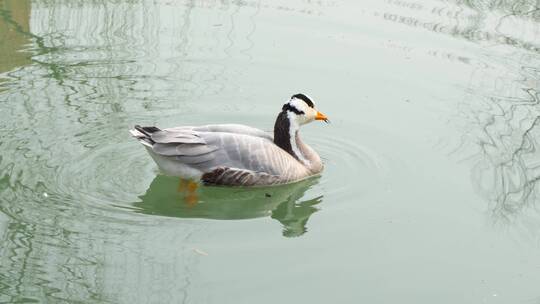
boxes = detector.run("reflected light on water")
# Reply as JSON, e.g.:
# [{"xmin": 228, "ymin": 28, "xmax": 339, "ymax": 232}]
[{"xmin": 457, "ymin": 51, "xmax": 540, "ymax": 227}]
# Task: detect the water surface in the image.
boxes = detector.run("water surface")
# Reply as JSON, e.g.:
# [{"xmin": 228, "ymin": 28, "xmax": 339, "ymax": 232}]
[{"xmin": 1, "ymin": 0, "xmax": 540, "ymax": 303}]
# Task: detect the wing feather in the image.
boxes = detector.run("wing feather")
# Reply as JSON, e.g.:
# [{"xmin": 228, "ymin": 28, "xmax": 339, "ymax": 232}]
[
  {"xmin": 175, "ymin": 153, "xmax": 216, "ymax": 164},
  {"xmin": 201, "ymin": 167, "xmax": 281, "ymax": 186},
  {"xmin": 152, "ymin": 143, "xmax": 218, "ymax": 156},
  {"xmin": 150, "ymin": 130, "xmax": 205, "ymax": 144},
  {"xmin": 191, "ymin": 124, "xmax": 273, "ymax": 140},
  {"xmin": 141, "ymin": 124, "xmax": 306, "ymax": 182}
]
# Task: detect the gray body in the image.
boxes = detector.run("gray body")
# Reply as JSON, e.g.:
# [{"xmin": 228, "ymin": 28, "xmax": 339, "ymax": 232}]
[{"xmin": 130, "ymin": 124, "xmax": 323, "ymax": 186}]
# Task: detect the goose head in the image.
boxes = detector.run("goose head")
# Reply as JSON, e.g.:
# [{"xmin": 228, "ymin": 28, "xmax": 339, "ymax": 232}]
[
  {"xmin": 282, "ymin": 93, "xmax": 329, "ymax": 125},
  {"xmin": 274, "ymin": 93, "xmax": 328, "ymax": 165}
]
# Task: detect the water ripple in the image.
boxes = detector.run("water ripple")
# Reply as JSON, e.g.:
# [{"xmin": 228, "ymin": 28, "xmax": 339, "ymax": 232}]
[
  {"xmin": 53, "ymin": 140, "xmax": 155, "ymax": 207},
  {"xmin": 308, "ymin": 127, "xmax": 396, "ymax": 202}
]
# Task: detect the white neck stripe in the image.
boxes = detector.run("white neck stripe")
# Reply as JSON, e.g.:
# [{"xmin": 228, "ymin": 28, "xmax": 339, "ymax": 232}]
[{"xmin": 286, "ymin": 111, "xmax": 310, "ymax": 166}]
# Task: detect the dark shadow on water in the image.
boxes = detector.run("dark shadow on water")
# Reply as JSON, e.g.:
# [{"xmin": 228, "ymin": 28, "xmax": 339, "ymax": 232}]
[{"xmin": 133, "ymin": 175, "xmax": 323, "ymax": 237}]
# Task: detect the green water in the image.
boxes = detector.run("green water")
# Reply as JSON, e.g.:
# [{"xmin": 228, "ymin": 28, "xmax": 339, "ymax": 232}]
[{"xmin": 1, "ymin": 0, "xmax": 540, "ymax": 303}]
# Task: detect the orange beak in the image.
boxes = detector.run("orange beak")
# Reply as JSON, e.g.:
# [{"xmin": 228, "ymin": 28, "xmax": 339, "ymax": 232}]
[{"xmin": 315, "ymin": 111, "xmax": 329, "ymax": 123}]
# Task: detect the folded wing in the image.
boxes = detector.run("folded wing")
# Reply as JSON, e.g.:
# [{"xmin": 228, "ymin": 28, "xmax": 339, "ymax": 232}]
[{"xmin": 133, "ymin": 124, "xmax": 308, "ymax": 185}]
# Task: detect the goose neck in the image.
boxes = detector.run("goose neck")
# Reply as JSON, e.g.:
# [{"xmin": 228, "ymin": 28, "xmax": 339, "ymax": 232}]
[{"xmin": 273, "ymin": 111, "xmax": 309, "ymax": 165}]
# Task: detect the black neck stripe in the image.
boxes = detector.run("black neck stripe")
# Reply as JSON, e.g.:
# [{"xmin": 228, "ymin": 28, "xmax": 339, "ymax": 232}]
[
  {"xmin": 282, "ymin": 103, "xmax": 304, "ymax": 115},
  {"xmin": 274, "ymin": 111, "xmax": 299, "ymax": 160}
]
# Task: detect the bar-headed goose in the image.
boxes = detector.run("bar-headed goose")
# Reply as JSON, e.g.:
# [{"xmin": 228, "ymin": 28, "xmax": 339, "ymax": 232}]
[{"xmin": 130, "ymin": 93, "xmax": 328, "ymax": 187}]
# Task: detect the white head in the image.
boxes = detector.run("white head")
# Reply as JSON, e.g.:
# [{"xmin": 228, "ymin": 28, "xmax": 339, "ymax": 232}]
[
  {"xmin": 273, "ymin": 93, "xmax": 328, "ymax": 166},
  {"xmin": 282, "ymin": 93, "xmax": 328, "ymax": 125}
]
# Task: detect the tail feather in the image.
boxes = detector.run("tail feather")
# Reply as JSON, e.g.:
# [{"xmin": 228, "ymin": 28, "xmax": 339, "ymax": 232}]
[
  {"xmin": 134, "ymin": 125, "xmax": 161, "ymax": 137},
  {"xmin": 131, "ymin": 125, "xmax": 161, "ymax": 147}
]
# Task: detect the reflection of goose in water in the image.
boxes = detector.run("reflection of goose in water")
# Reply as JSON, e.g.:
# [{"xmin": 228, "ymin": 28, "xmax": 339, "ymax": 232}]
[{"xmin": 133, "ymin": 175, "xmax": 322, "ymax": 237}]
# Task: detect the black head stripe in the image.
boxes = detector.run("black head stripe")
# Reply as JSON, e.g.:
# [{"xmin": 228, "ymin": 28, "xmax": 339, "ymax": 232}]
[
  {"xmin": 291, "ymin": 93, "xmax": 314, "ymax": 108},
  {"xmin": 282, "ymin": 103, "xmax": 304, "ymax": 115}
]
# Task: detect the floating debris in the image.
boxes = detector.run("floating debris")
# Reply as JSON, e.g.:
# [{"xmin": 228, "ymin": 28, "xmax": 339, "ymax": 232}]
[{"xmin": 193, "ymin": 248, "xmax": 208, "ymax": 256}]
